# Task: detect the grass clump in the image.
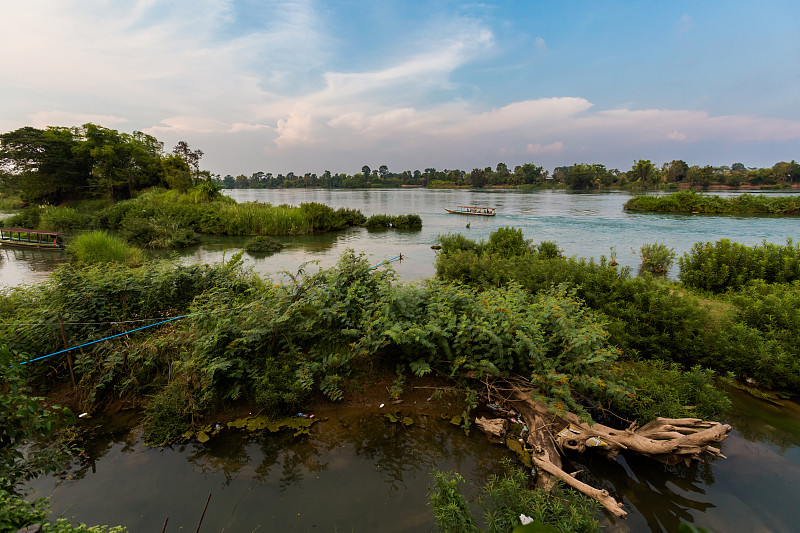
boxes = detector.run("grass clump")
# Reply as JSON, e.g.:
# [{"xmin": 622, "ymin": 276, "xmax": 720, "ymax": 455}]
[
  {"xmin": 245, "ymin": 235, "xmax": 284, "ymax": 254},
  {"xmin": 68, "ymin": 230, "xmax": 144, "ymax": 266}
]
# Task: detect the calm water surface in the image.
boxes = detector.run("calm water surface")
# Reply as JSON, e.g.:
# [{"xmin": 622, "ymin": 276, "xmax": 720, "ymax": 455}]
[
  {"xmin": 2, "ymin": 189, "xmax": 798, "ymax": 287},
  {"xmin": 25, "ymin": 391, "xmax": 800, "ymax": 533}
]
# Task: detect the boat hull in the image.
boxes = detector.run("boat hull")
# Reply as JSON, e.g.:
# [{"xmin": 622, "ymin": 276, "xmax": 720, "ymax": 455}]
[{"xmin": 443, "ymin": 207, "xmax": 496, "ymax": 216}]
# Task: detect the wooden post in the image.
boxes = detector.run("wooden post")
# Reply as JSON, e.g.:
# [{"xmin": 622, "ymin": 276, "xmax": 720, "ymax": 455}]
[{"xmin": 57, "ymin": 313, "xmax": 77, "ymax": 389}]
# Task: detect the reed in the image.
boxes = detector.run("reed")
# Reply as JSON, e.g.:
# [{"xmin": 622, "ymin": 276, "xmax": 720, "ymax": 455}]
[{"xmin": 68, "ymin": 230, "xmax": 144, "ymax": 266}]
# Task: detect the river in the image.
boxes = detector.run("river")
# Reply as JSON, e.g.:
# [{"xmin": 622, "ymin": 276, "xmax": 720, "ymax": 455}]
[
  {"xmin": 2, "ymin": 189, "xmax": 798, "ymax": 287},
  {"xmin": 24, "ymin": 389, "xmax": 800, "ymax": 532}
]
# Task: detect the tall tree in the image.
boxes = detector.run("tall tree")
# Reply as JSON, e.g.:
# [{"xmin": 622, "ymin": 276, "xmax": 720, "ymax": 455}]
[
  {"xmin": 173, "ymin": 141, "xmax": 203, "ymax": 178},
  {"xmin": 0, "ymin": 126, "xmax": 89, "ymax": 204}
]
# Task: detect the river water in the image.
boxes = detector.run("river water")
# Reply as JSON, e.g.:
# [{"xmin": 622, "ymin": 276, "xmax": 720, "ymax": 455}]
[
  {"xmin": 9, "ymin": 189, "xmax": 800, "ymax": 531},
  {"xmin": 1, "ymin": 189, "xmax": 798, "ymax": 287},
  {"xmin": 24, "ymin": 389, "xmax": 800, "ymax": 533}
]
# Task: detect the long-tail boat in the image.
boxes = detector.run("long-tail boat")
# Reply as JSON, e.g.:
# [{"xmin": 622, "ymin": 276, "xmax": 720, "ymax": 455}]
[
  {"xmin": 0, "ymin": 228, "xmax": 67, "ymax": 249},
  {"xmin": 443, "ymin": 206, "xmax": 496, "ymax": 216}
]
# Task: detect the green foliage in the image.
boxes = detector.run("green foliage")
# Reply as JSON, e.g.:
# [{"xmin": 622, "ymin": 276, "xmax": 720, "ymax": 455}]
[
  {"xmin": 638, "ymin": 242, "xmax": 676, "ymax": 275},
  {"xmin": 39, "ymin": 206, "xmax": 89, "ymax": 232},
  {"xmin": 358, "ymin": 280, "xmax": 626, "ymax": 419},
  {"xmin": 365, "ymin": 213, "xmax": 423, "ymax": 230},
  {"xmin": 678, "ymin": 238, "xmax": 800, "ymax": 292},
  {"xmin": 429, "ymin": 471, "xmax": 476, "ymax": 533},
  {"xmin": 244, "ymin": 235, "xmax": 284, "ymax": 254},
  {"xmin": 624, "ymin": 191, "xmax": 800, "ymax": 215},
  {"xmin": 486, "ymin": 227, "xmax": 530, "ymax": 257},
  {"xmin": 613, "ymin": 361, "xmax": 731, "ymax": 423},
  {"xmin": 0, "ymin": 343, "xmax": 74, "ymax": 492},
  {"xmin": 67, "ymin": 231, "xmax": 144, "ymax": 266},
  {"xmin": 0, "ymin": 489, "xmax": 47, "ymax": 531},
  {"xmin": 429, "ymin": 461, "xmax": 601, "ymax": 533},
  {"xmin": 536, "ymin": 241, "xmax": 562, "ymax": 259}
]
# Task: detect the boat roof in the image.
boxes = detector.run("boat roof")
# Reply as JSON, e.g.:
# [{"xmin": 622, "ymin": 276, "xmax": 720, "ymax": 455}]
[
  {"xmin": 0, "ymin": 228, "xmax": 68, "ymax": 235},
  {"xmin": 456, "ymin": 205, "xmax": 494, "ymax": 209}
]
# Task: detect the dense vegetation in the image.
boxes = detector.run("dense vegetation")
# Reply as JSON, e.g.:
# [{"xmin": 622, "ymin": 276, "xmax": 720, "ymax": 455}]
[
  {"xmin": 0, "ymin": 189, "xmax": 419, "ymax": 251},
  {"xmin": 435, "ymin": 228, "xmax": 800, "ymax": 392},
  {"xmin": 1, "ymin": 222, "xmax": 795, "ymax": 530},
  {"xmin": 624, "ymin": 191, "xmax": 800, "ymax": 214},
  {"xmin": 678, "ymin": 238, "xmax": 800, "ymax": 291}
]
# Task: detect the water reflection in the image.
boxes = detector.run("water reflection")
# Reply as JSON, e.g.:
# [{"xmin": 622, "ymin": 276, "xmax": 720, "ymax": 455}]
[
  {"xmin": 25, "ymin": 392, "xmax": 800, "ymax": 532},
  {"xmin": 29, "ymin": 409, "xmax": 509, "ymax": 533}
]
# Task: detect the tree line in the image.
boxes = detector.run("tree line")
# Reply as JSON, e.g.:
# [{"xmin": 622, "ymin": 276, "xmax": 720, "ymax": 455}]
[
  {"xmin": 217, "ymin": 159, "xmax": 800, "ymax": 191},
  {"xmin": 2, "ymin": 125, "xmax": 798, "ymax": 204},
  {"xmin": 0, "ymin": 124, "xmax": 206, "ymax": 204}
]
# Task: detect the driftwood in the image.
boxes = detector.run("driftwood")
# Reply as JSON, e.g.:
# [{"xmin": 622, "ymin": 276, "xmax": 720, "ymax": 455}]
[{"xmin": 478, "ymin": 381, "xmax": 732, "ymax": 519}]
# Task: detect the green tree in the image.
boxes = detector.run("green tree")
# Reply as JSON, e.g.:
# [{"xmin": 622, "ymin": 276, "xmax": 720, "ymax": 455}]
[
  {"xmin": 161, "ymin": 154, "xmax": 192, "ymax": 192},
  {"xmin": 173, "ymin": 140, "xmax": 203, "ymax": 179},
  {"xmin": 663, "ymin": 160, "xmax": 689, "ymax": 183},
  {"xmin": 0, "ymin": 126, "xmax": 90, "ymax": 204},
  {"xmin": 630, "ymin": 159, "xmax": 660, "ymax": 186},
  {"xmin": 361, "ymin": 165, "xmax": 371, "ymax": 178},
  {"xmin": 565, "ymin": 163, "xmax": 604, "ymax": 190}
]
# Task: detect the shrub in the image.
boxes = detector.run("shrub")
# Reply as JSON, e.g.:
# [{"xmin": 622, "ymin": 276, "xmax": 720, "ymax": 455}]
[
  {"xmin": 245, "ymin": 235, "xmax": 284, "ymax": 254},
  {"xmin": 536, "ymin": 240, "xmax": 562, "ymax": 259},
  {"xmin": 39, "ymin": 206, "xmax": 88, "ymax": 232},
  {"xmin": 429, "ymin": 461, "xmax": 601, "ymax": 533},
  {"xmin": 678, "ymin": 238, "xmax": 800, "ymax": 292},
  {"xmin": 365, "ymin": 213, "xmax": 422, "ymax": 230},
  {"xmin": 638, "ymin": 242, "xmax": 676, "ymax": 275},
  {"xmin": 613, "ymin": 360, "xmax": 730, "ymax": 423},
  {"xmin": 365, "ymin": 214, "xmax": 393, "ymax": 229},
  {"xmin": 67, "ymin": 231, "xmax": 144, "ymax": 266},
  {"xmin": 485, "ymin": 226, "xmax": 530, "ymax": 257}
]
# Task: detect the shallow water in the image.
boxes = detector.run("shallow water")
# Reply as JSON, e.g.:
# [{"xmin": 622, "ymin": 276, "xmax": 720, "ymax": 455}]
[
  {"xmin": 25, "ymin": 390, "xmax": 800, "ymax": 533},
  {"xmin": 2, "ymin": 189, "xmax": 798, "ymax": 287}
]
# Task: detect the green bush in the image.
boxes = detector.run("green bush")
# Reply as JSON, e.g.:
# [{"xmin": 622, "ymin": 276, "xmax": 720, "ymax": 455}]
[
  {"xmin": 536, "ymin": 240, "xmax": 562, "ymax": 259},
  {"xmin": 624, "ymin": 191, "xmax": 800, "ymax": 214},
  {"xmin": 613, "ymin": 360, "xmax": 730, "ymax": 423},
  {"xmin": 638, "ymin": 242, "xmax": 676, "ymax": 275},
  {"xmin": 486, "ymin": 226, "xmax": 530, "ymax": 257},
  {"xmin": 39, "ymin": 206, "xmax": 88, "ymax": 232},
  {"xmin": 67, "ymin": 231, "xmax": 144, "ymax": 266},
  {"xmin": 678, "ymin": 238, "xmax": 800, "ymax": 292},
  {"xmin": 365, "ymin": 213, "xmax": 422, "ymax": 230},
  {"xmin": 429, "ymin": 461, "xmax": 601, "ymax": 533},
  {"xmin": 245, "ymin": 235, "xmax": 284, "ymax": 253}
]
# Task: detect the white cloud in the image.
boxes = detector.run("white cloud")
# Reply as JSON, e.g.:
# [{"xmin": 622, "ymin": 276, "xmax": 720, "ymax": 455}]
[
  {"xmin": 667, "ymin": 130, "xmax": 687, "ymax": 141},
  {"xmin": 677, "ymin": 14, "xmax": 693, "ymax": 34},
  {"xmin": 527, "ymin": 141, "xmax": 564, "ymax": 154},
  {"xmin": 29, "ymin": 111, "xmax": 128, "ymax": 129},
  {"xmin": 535, "ymin": 36, "xmax": 547, "ymax": 51}
]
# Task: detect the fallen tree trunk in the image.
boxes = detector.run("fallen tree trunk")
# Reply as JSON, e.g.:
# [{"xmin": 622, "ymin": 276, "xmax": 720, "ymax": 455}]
[{"xmin": 480, "ymin": 381, "xmax": 732, "ymax": 519}]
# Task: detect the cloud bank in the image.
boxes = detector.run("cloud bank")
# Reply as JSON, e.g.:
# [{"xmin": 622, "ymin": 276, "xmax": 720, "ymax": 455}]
[{"xmin": 1, "ymin": 1, "xmax": 798, "ymax": 175}]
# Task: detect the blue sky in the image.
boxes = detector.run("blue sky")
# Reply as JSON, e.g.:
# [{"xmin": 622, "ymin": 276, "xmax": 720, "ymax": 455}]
[{"xmin": 2, "ymin": 0, "xmax": 799, "ymax": 176}]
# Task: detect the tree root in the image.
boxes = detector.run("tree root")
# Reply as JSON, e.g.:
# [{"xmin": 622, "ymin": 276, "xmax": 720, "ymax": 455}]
[{"xmin": 479, "ymin": 379, "xmax": 732, "ymax": 519}]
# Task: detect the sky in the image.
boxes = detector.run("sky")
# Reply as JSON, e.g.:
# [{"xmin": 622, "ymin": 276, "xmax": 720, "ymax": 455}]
[{"xmin": 2, "ymin": 0, "xmax": 800, "ymax": 177}]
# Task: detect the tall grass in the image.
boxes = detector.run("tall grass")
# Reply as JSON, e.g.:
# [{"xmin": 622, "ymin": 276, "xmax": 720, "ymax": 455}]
[{"xmin": 68, "ymin": 230, "xmax": 144, "ymax": 266}]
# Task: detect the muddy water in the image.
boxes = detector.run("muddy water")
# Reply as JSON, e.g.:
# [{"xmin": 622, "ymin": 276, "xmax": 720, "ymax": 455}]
[{"xmin": 25, "ymin": 390, "xmax": 800, "ymax": 533}]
